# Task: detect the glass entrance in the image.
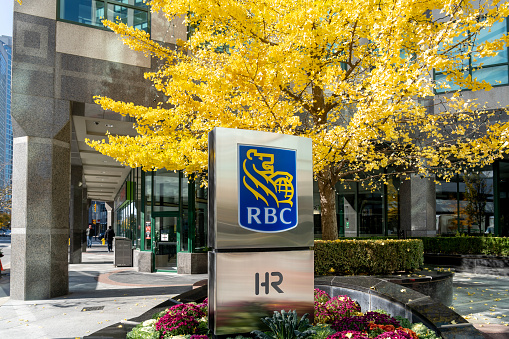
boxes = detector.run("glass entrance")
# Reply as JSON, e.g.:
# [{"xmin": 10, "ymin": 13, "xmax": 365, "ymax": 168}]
[{"xmin": 153, "ymin": 215, "xmax": 179, "ymax": 271}]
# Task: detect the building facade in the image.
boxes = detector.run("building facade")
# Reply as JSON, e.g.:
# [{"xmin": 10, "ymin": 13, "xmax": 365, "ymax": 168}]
[
  {"xmin": 10, "ymin": 0, "xmax": 509, "ymax": 301},
  {"xmin": 0, "ymin": 36, "xmax": 12, "ymax": 197},
  {"xmin": 11, "ymin": 0, "xmax": 187, "ymax": 300}
]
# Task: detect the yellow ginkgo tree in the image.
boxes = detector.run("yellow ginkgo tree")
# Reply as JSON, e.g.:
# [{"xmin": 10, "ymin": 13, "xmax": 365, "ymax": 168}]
[{"xmin": 87, "ymin": 0, "xmax": 509, "ymax": 240}]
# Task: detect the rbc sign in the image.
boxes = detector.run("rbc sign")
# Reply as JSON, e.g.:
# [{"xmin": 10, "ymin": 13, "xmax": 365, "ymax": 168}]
[
  {"xmin": 208, "ymin": 128, "xmax": 314, "ymax": 336},
  {"xmin": 238, "ymin": 145, "xmax": 298, "ymax": 232}
]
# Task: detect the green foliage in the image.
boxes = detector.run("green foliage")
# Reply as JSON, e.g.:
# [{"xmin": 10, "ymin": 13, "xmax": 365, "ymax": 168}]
[
  {"xmin": 395, "ymin": 316, "xmax": 441, "ymax": 339},
  {"xmin": 314, "ymin": 239, "xmax": 424, "ymax": 275},
  {"xmin": 126, "ymin": 319, "xmax": 160, "ymax": 339},
  {"xmin": 152, "ymin": 309, "xmax": 168, "ymax": 320},
  {"xmin": 420, "ymin": 236, "xmax": 509, "ymax": 256},
  {"xmin": 251, "ymin": 310, "xmax": 315, "ymax": 339},
  {"xmin": 309, "ymin": 324, "xmax": 335, "ymax": 339}
]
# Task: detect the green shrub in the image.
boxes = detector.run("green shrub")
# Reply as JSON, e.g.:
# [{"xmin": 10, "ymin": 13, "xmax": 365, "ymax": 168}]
[
  {"xmin": 251, "ymin": 310, "xmax": 315, "ymax": 339},
  {"xmin": 314, "ymin": 239, "xmax": 423, "ymax": 276},
  {"xmin": 419, "ymin": 236, "xmax": 509, "ymax": 256}
]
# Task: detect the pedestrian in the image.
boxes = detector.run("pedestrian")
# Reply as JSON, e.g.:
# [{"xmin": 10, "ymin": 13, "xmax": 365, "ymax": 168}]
[
  {"xmin": 86, "ymin": 225, "xmax": 93, "ymax": 248},
  {"xmin": 105, "ymin": 226, "xmax": 115, "ymax": 252}
]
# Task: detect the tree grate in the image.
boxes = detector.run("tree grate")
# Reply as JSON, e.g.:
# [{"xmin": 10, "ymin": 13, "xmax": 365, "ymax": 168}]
[{"xmin": 81, "ymin": 306, "xmax": 105, "ymax": 312}]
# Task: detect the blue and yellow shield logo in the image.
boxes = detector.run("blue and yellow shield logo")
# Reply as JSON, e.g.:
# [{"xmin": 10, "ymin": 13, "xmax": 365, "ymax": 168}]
[{"xmin": 238, "ymin": 145, "xmax": 298, "ymax": 232}]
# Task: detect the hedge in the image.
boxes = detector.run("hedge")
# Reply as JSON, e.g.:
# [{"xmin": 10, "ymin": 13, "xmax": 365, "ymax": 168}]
[
  {"xmin": 314, "ymin": 239, "xmax": 424, "ymax": 276},
  {"xmin": 419, "ymin": 236, "xmax": 509, "ymax": 256}
]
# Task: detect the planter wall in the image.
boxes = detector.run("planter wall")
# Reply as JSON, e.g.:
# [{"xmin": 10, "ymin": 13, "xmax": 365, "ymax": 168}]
[
  {"xmin": 315, "ymin": 276, "xmax": 484, "ymax": 339},
  {"xmin": 424, "ymin": 254, "xmax": 509, "ymax": 276},
  {"xmin": 177, "ymin": 252, "xmax": 208, "ymax": 274}
]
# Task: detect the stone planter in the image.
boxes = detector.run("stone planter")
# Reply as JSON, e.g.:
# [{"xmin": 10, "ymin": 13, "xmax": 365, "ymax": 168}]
[
  {"xmin": 424, "ymin": 253, "xmax": 509, "ymax": 276},
  {"xmin": 315, "ymin": 276, "xmax": 484, "ymax": 339},
  {"xmin": 177, "ymin": 252, "xmax": 207, "ymax": 274}
]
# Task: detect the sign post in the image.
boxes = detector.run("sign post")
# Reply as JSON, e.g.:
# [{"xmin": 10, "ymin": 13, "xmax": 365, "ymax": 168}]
[{"xmin": 208, "ymin": 127, "xmax": 314, "ymax": 335}]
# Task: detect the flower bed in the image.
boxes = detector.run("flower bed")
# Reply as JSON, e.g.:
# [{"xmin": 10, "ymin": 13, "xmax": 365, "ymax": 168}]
[{"xmin": 126, "ymin": 289, "xmax": 441, "ymax": 339}]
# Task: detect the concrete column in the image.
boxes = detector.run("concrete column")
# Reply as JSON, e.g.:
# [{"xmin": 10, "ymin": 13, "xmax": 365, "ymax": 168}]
[
  {"xmin": 11, "ymin": 137, "xmax": 70, "ymax": 300},
  {"xmin": 69, "ymin": 165, "xmax": 83, "ymax": 264},
  {"xmin": 105, "ymin": 201, "xmax": 114, "ymax": 228},
  {"xmin": 400, "ymin": 174, "xmax": 437, "ymax": 237},
  {"xmin": 10, "ymin": 11, "xmax": 71, "ymax": 300}
]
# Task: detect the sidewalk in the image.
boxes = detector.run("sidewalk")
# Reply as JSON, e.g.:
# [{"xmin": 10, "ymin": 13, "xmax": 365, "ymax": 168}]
[
  {"xmin": 451, "ymin": 272, "xmax": 509, "ymax": 338},
  {"xmin": 0, "ymin": 242, "xmax": 207, "ymax": 338},
  {"xmin": 1, "ymin": 242, "xmax": 509, "ymax": 338}
]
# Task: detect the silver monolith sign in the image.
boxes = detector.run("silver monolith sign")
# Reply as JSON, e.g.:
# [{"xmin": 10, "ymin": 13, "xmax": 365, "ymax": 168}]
[{"xmin": 208, "ymin": 128, "xmax": 314, "ymax": 335}]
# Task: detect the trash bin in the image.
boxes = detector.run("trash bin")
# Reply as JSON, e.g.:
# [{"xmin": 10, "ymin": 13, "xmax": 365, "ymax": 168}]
[{"xmin": 114, "ymin": 237, "xmax": 133, "ymax": 267}]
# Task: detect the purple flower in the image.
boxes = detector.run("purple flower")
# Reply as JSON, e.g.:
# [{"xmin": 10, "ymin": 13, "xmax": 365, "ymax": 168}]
[
  {"xmin": 327, "ymin": 330, "xmax": 369, "ymax": 339},
  {"xmin": 155, "ymin": 303, "xmax": 207, "ymax": 336},
  {"xmin": 314, "ymin": 288, "xmax": 330, "ymax": 303},
  {"xmin": 315, "ymin": 294, "xmax": 361, "ymax": 324},
  {"xmin": 330, "ymin": 312, "xmax": 400, "ymax": 333},
  {"xmin": 374, "ymin": 329, "xmax": 413, "ymax": 339}
]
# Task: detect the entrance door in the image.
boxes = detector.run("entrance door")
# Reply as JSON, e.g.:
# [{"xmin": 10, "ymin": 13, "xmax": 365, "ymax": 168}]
[{"xmin": 152, "ymin": 214, "xmax": 180, "ymax": 271}]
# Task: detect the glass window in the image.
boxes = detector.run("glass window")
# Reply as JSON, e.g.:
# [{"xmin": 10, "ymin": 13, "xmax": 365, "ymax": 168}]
[
  {"xmin": 59, "ymin": 0, "xmax": 149, "ymax": 32},
  {"xmin": 472, "ymin": 20, "xmax": 508, "ymax": 67},
  {"xmin": 358, "ymin": 188, "xmax": 383, "ymax": 236},
  {"xmin": 472, "ymin": 65, "xmax": 509, "ymax": 85},
  {"xmin": 436, "ymin": 169, "xmax": 493, "ymax": 235},
  {"xmin": 462, "ymin": 171, "xmax": 493, "ymax": 234},
  {"xmin": 153, "ymin": 170, "xmax": 180, "ymax": 212},
  {"xmin": 435, "ymin": 17, "xmax": 508, "ymax": 92},
  {"xmin": 498, "ymin": 162, "xmax": 509, "ymax": 236},
  {"xmin": 195, "ymin": 177, "xmax": 207, "ymax": 251},
  {"xmin": 386, "ymin": 178, "xmax": 400, "ymax": 237}
]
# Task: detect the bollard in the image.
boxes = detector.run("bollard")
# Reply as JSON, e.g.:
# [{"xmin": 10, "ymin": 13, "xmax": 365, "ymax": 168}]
[{"xmin": 102, "ymin": 238, "xmax": 105, "ymax": 245}]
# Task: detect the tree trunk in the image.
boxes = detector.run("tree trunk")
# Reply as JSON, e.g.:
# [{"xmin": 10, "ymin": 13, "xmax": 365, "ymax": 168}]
[{"xmin": 318, "ymin": 175, "xmax": 338, "ymax": 240}]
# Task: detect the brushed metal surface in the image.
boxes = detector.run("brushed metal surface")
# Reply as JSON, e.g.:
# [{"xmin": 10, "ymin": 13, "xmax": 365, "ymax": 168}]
[
  {"xmin": 208, "ymin": 127, "xmax": 313, "ymax": 249},
  {"xmin": 208, "ymin": 250, "xmax": 314, "ymax": 336}
]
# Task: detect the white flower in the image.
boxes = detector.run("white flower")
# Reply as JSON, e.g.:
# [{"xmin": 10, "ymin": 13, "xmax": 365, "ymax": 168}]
[
  {"xmin": 170, "ymin": 335, "xmax": 189, "ymax": 339},
  {"xmin": 141, "ymin": 319, "xmax": 157, "ymax": 327}
]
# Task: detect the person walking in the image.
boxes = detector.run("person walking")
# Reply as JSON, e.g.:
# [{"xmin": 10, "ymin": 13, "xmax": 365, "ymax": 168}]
[
  {"xmin": 105, "ymin": 226, "xmax": 115, "ymax": 252},
  {"xmin": 86, "ymin": 225, "xmax": 93, "ymax": 248}
]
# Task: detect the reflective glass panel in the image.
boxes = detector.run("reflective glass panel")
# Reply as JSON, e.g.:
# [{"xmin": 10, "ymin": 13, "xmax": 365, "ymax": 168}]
[
  {"xmin": 461, "ymin": 171, "xmax": 493, "ymax": 234},
  {"xmin": 195, "ymin": 178, "xmax": 208, "ymax": 251},
  {"xmin": 181, "ymin": 209, "xmax": 189, "ymax": 252},
  {"xmin": 153, "ymin": 170, "xmax": 179, "ymax": 212},
  {"xmin": 358, "ymin": 191, "xmax": 383, "ymax": 235},
  {"xmin": 435, "ymin": 71, "xmax": 467, "ymax": 92},
  {"xmin": 472, "ymin": 19, "xmax": 508, "ymax": 67},
  {"xmin": 436, "ymin": 179, "xmax": 460, "ymax": 234},
  {"xmin": 60, "ymin": 0, "xmax": 105, "ymax": 27},
  {"xmin": 472, "ymin": 65, "xmax": 509, "ymax": 86},
  {"xmin": 154, "ymin": 216, "xmax": 178, "ymax": 270},
  {"xmin": 498, "ymin": 162, "xmax": 509, "ymax": 236},
  {"xmin": 133, "ymin": 10, "xmax": 149, "ymax": 32},
  {"xmin": 386, "ymin": 178, "xmax": 399, "ymax": 236},
  {"xmin": 107, "ymin": 4, "xmax": 148, "ymax": 32}
]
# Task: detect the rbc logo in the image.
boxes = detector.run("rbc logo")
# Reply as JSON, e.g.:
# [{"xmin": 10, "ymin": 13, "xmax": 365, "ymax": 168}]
[{"xmin": 238, "ymin": 145, "xmax": 298, "ymax": 232}]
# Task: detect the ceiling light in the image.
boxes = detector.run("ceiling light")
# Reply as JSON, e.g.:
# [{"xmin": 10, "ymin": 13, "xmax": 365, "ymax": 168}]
[{"xmin": 105, "ymin": 124, "xmax": 113, "ymax": 128}]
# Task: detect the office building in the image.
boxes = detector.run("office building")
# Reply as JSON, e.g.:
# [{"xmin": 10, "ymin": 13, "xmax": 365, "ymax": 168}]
[{"xmin": 10, "ymin": 0, "xmax": 509, "ymax": 301}]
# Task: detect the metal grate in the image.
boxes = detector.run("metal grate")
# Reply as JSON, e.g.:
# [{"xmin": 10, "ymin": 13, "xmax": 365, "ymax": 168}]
[{"xmin": 81, "ymin": 306, "xmax": 105, "ymax": 312}]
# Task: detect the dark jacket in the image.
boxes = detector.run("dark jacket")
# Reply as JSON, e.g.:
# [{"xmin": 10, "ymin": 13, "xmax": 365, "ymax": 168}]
[{"xmin": 105, "ymin": 228, "xmax": 115, "ymax": 242}]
